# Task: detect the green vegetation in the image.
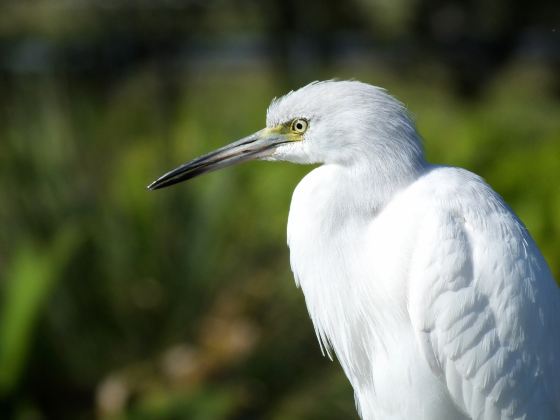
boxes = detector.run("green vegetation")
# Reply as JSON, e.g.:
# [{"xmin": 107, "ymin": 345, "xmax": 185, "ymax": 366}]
[{"xmin": 1, "ymin": 63, "xmax": 558, "ymax": 419}]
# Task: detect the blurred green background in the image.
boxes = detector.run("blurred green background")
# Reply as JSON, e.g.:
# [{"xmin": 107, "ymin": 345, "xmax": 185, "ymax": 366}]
[{"xmin": 1, "ymin": 1, "xmax": 559, "ymax": 419}]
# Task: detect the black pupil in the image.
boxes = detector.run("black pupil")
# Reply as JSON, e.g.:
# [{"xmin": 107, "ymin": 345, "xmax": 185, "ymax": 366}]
[{"xmin": 296, "ymin": 122, "xmax": 303, "ymax": 130}]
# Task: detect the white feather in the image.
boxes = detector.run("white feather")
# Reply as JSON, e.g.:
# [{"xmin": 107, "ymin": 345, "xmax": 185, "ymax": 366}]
[{"xmin": 266, "ymin": 80, "xmax": 560, "ymax": 419}]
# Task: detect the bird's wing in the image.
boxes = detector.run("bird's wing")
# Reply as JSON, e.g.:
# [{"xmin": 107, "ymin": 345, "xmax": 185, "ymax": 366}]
[{"xmin": 407, "ymin": 189, "xmax": 560, "ymax": 419}]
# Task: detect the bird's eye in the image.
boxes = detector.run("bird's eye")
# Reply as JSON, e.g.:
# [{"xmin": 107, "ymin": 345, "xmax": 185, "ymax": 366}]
[{"xmin": 291, "ymin": 118, "xmax": 308, "ymax": 134}]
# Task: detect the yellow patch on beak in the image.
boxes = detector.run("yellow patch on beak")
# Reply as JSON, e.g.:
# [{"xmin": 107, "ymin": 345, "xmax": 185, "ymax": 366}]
[{"xmin": 264, "ymin": 123, "xmax": 304, "ymax": 142}]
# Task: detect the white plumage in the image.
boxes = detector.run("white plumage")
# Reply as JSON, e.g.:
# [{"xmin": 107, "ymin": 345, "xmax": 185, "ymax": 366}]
[{"xmin": 149, "ymin": 80, "xmax": 560, "ymax": 420}]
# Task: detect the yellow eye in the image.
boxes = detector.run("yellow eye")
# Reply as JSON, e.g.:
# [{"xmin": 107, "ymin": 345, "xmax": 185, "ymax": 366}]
[{"xmin": 291, "ymin": 118, "xmax": 308, "ymax": 134}]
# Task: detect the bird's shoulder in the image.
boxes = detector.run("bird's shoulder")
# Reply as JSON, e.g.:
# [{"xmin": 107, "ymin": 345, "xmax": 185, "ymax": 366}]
[
  {"xmin": 393, "ymin": 165, "xmax": 525, "ymax": 248},
  {"xmin": 383, "ymin": 165, "xmax": 515, "ymax": 249},
  {"xmin": 403, "ymin": 166, "xmax": 560, "ymax": 418},
  {"xmin": 404, "ymin": 165, "xmax": 505, "ymax": 215}
]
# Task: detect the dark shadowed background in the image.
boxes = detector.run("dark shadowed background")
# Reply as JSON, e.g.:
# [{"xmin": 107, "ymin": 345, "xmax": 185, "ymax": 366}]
[{"xmin": 1, "ymin": 1, "xmax": 559, "ymax": 419}]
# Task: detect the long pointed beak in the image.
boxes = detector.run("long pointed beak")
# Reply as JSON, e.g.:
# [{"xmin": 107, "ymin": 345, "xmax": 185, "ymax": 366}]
[{"xmin": 147, "ymin": 129, "xmax": 287, "ymax": 190}]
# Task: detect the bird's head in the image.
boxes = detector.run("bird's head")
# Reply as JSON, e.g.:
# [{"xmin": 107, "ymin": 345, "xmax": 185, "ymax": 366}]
[{"xmin": 148, "ymin": 80, "xmax": 424, "ymax": 190}]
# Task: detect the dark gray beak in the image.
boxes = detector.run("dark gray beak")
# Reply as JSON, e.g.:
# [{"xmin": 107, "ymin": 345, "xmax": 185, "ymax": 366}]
[{"xmin": 147, "ymin": 129, "xmax": 287, "ymax": 190}]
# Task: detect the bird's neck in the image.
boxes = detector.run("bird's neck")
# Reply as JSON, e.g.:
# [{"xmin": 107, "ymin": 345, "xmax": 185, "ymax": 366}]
[
  {"xmin": 287, "ymin": 152, "xmax": 428, "ymax": 381},
  {"xmin": 333, "ymin": 154, "xmax": 427, "ymax": 217}
]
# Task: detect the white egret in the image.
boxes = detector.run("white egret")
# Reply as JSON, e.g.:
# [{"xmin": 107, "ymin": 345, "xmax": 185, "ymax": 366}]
[{"xmin": 148, "ymin": 80, "xmax": 560, "ymax": 419}]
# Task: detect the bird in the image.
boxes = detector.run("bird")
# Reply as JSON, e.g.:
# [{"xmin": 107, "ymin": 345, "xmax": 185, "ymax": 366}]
[{"xmin": 148, "ymin": 80, "xmax": 560, "ymax": 420}]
